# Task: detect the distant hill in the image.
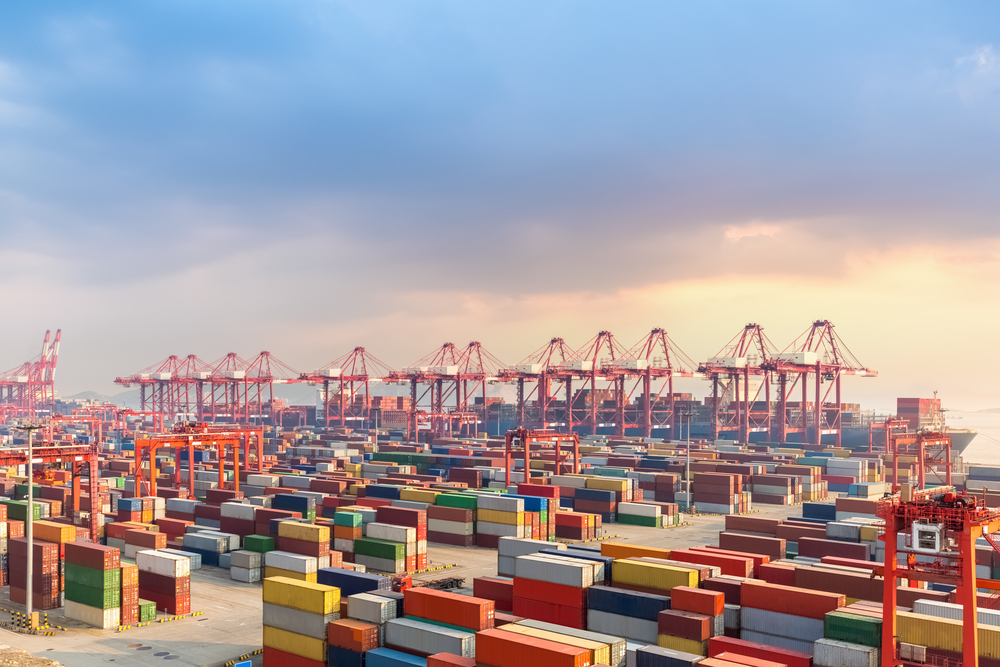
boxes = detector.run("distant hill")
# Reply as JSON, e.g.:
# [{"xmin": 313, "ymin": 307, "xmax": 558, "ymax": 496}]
[
  {"xmin": 64, "ymin": 389, "xmax": 140, "ymax": 408},
  {"xmin": 978, "ymin": 407, "xmax": 1000, "ymax": 413}
]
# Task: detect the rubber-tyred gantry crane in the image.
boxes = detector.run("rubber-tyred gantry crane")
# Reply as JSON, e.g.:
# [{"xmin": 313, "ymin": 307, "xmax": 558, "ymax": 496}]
[
  {"xmin": 503, "ymin": 427, "xmax": 580, "ymax": 487},
  {"xmin": 301, "ymin": 347, "xmax": 394, "ymax": 428},
  {"xmin": 764, "ymin": 320, "xmax": 877, "ymax": 446},
  {"xmin": 877, "ymin": 488, "xmax": 1000, "ymax": 667},
  {"xmin": 699, "ymin": 324, "xmax": 777, "ymax": 443}
]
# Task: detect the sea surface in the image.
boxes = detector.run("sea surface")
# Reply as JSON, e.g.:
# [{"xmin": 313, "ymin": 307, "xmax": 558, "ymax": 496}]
[{"xmin": 952, "ymin": 411, "xmax": 1000, "ymax": 465}]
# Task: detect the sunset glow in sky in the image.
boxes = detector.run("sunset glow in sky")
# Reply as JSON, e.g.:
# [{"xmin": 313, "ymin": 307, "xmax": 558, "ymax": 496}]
[{"xmin": 2, "ymin": 2, "xmax": 999, "ymax": 409}]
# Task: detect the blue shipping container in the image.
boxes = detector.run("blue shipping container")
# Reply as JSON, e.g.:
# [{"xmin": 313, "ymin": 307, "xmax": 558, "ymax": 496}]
[
  {"xmin": 587, "ymin": 586, "xmax": 670, "ymax": 621},
  {"xmin": 365, "ymin": 647, "xmax": 427, "ymax": 667},
  {"xmin": 316, "ymin": 568, "xmax": 391, "ymax": 597}
]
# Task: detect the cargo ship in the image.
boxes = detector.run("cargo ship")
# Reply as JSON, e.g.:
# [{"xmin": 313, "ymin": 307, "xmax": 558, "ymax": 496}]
[{"xmin": 841, "ymin": 394, "xmax": 978, "ymax": 454}]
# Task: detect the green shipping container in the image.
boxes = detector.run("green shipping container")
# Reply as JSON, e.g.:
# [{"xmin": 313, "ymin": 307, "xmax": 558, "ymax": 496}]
[
  {"xmin": 65, "ymin": 583, "xmax": 121, "ymax": 610},
  {"xmin": 354, "ymin": 538, "xmax": 406, "ymax": 561},
  {"xmin": 618, "ymin": 514, "xmax": 660, "ymax": 527},
  {"xmin": 334, "ymin": 511, "xmax": 363, "ymax": 527},
  {"xmin": 824, "ymin": 611, "xmax": 882, "ymax": 648},
  {"xmin": 0, "ymin": 499, "xmax": 42, "ymax": 521},
  {"xmin": 139, "ymin": 599, "xmax": 157, "ymax": 622},
  {"xmin": 243, "ymin": 535, "xmax": 275, "ymax": 553},
  {"xmin": 436, "ymin": 494, "xmax": 479, "ymax": 511},
  {"xmin": 66, "ymin": 562, "xmax": 121, "ymax": 590}
]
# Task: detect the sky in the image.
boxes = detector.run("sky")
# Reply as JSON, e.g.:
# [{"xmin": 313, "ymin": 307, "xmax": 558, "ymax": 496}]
[{"xmin": 1, "ymin": 1, "xmax": 999, "ymax": 411}]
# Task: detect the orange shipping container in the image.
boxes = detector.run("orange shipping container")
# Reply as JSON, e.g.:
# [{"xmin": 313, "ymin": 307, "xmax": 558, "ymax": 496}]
[
  {"xmin": 475, "ymin": 628, "xmax": 592, "ymax": 667},
  {"xmin": 403, "ymin": 587, "xmax": 495, "ymax": 631},
  {"xmin": 600, "ymin": 542, "xmax": 670, "ymax": 560},
  {"xmin": 670, "ymin": 586, "xmax": 725, "ymax": 617},
  {"xmin": 669, "ymin": 549, "xmax": 753, "ymax": 578},
  {"xmin": 740, "ymin": 580, "xmax": 844, "ymax": 620},
  {"xmin": 327, "ymin": 618, "xmax": 379, "ymax": 652},
  {"xmin": 427, "ymin": 653, "xmax": 477, "ymax": 667}
]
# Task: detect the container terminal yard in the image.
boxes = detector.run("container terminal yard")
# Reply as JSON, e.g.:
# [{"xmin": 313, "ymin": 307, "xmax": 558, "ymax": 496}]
[{"xmin": 0, "ymin": 323, "xmax": 996, "ymax": 667}]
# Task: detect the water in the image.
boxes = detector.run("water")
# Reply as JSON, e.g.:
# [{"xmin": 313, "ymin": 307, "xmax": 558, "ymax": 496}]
[{"xmin": 952, "ymin": 411, "xmax": 1000, "ymax": 465}]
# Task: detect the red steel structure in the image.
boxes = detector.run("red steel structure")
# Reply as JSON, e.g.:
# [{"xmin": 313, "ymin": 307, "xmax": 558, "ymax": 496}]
[
  {"xmin": 764, "ymin": 320, "xmax": 877, "ymax": 446},
  {"xmin": 391, "ymin": 342, "xmax": 505, "ymax": 441},
  {"xmin": 699, "ymin": 324, "xmax": 777, "ymax": 443},
  {"xmin": 503, "ymin": 428, "xmax": 580, "ymax": 487},
  {"xmin": 0, "ymin": 442, "xmax": 100, "ymax": 529},
  {"xmin": 301, "ymin": 347, "xmax": 394, "ymax": 428},
  {"xmin": 132, "ymin": 423, "xmax": 264, "ymax": 498},
  {"xmin": 0, "ymin": 329, "xmax": 61, "ymax": 419},
  {"xmin": 564, "ymin": 331, "xmax": 630, "ymax": 435},
  {"xmin": 888, "ymin": 431, "xmax": 953, "ymax": 491},
  {"xmin": 114, "ymin": 354, "xmax": 214, "ymax": 419},
  {"xmin": 877, "ymin": 488, "xmax": 1000, "ymax": 667}
]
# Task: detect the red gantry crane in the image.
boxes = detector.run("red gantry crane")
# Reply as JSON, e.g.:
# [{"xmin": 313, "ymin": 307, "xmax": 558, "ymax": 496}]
[
  {"xmin": 205, "ymin": 352, "xmax": 301, "ymax": 424},
  {"xmin": 0, "ymin": 329, "xmax": 61, "ymax": 419},
  {"xmin": 498, "ymin": 337, "xmax": 577, "ymax": 431},
  {"xmin": 391, "ymin": 342, "xmax": 505, "ymax": 441},
  {"xmin": 301, "ymin": 347, "xmax": 394, "ymax": 428},
  {"xmin": 764, "ymin": 320, "xmax": 877, "ymax": 446},
  {"xmin": 607, "ymin": 328, "xmax": 699, "ymax": 438},
  {"xmin": 699, "ymin": 324, "xmax": 777, "ymax": 443}
]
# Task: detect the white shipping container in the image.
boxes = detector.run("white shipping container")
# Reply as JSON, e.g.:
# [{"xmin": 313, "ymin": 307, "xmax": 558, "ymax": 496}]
[
  {"xmin": 498, "ymin": 537, "xmax": 565, "ymax": 558},
  {"xmin": 348, "ymin": 593, "xmax": 396, "ymax": 624},
  {"xmin": 826, "ymin": 522, "xmax": 862, "ymax": 541},
  {"xmin": 355, "ymin": 554, "xmax": 405, "ymax": 574},
  {"xmin": 199, "ymin": 531, "xmax": 241, "ymax": 551},
  {"xmin": 262, "ymin": 602, "xmax": 340, "ymax": 640},
  {"xmin": 136, "ymin": 550, "xmax": 190, "ymax": 578},
  {"xmin": 617, "ymin": 502, "xmax": 660, "ymax": 518},
  {"xmin": 247, "ymin": 474, "xmax": 279, "ymax": 487},
  {"xmin": 264, "ymin": 551, "xmax": 318, "ymax": 574},
  {"xmin": 334, "ymin": 538, "xmax": 355, "ymax": 553},
  {"xmin": 741, "ymin": 608, "xmax": 823, "ymax": 642},
  {"xmin": 220, "ymin": 502, "xmax": 256, "ymax": 521},
  {"xmin": 366, "ymin": 523, "xmax": 416, "ymax": 544},
  {"xmin": 515, "ymin": 555, "xmax": 593, "ymax": 588},
  {"xmin": 385, "ymin": 618, "xmax": 475, "ymax": 658},
  {"xmin": 813, "ymin": 638, "xmax": 878, "ymax": 667},
  {"xmin": 64, "ymin": 600, "xmax": 120, "ymax": 629},
  {"xmin": 587, "ymin": 609, "xmax": 657, "ymax": 644},
  {"xmin": 477, "ymin": 495, "xmax": 525, "ymax": 513},
  {"xmin": 165, "ymin": 498, "xmax": 199, "ymax": 514},
  {"xmin": 477, "ymin": 522, "xmax": 524, "ymax": 538},
  {"xmin": 913, "ymin": 599, "xmax": 1000, "ymax": 626},
  {"xmin": 724, "ymin": 604, "xmax": 741, "ymax": 630},
  {"xmin": 231, "ymin": 566, "xmax": 261, "ymax": 583},
  {"xmin": 230, "ymin": 550, "xmax": 262, "ymax": 569},
  {"xmin": 740, "ymin": 629, "xmax": 813, "ymax": 655},
  {"xmin": 497, "ymin": 555, "xmax": 516, "ymax": 578},
  {"xmin": 428, "ymin": 519, "xmax": 473, "ymax": 535}
]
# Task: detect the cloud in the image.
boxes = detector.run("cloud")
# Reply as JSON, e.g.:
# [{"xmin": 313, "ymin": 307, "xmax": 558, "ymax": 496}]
[
  {"xmin": 724, "ymin": 222, "xmax": 783, "ymax": 242},
  {"xmin": 958, "ymin": 45, "xmax": 997, "ymax": 72}
]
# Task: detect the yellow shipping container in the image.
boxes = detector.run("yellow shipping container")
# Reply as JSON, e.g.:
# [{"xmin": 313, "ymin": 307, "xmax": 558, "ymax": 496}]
[
  {"xmin": 501, "ymin": 623, "xmax": 610, "ymax": 665},
  {"xmin": 263, "ymin": 566, "xmax": 319, "ymax": 584},
  {"xmin": 33, "ymin": 520, "xmax": 77, "ymax": 543},
  {"xmin": 263, "ymin": 576, "xmax": 338, "ymax": 614},
  {"xmin": 263, "ymin": 626, "xmax": 327, "ymax": 662},
  {"xmin": 897, "ymin": 610, "xmax": 1000, "ymax": 658},
  {"xmin": 586, "ymin": 478, "xmax": 628, "ymax": 493},
  {"xmin": 601, "ymin": 542, "xmax": 671, "ymax": 560},
  {"xmin": 478, "ymin": 509, "xmax": 524, "ymax": 526},
  {"xmin": 658, "ymin": 635, "xmax": 708, "ymax": 655},
  {"xmin": 612, "ymin": 559, "xmax": 697, "ymax": 592},
  {"xmin": 859, "ymin": 526, "xmax": 880, "ymax": 541},
  {"xmin": 400, "ymin": 488, "xmax": 439, "ymax": 504},
  {"xmin": 278, "ymin": 522, "xmax": 330, "ymax": 543}
]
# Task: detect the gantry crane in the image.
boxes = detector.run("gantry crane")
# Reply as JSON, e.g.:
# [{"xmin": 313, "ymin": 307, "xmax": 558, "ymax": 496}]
[
  {"xmin": 301, "ymin": 347, "xmax": 394, "ymax": 428},
  {"xmin": 498, "ymin": 337, "xmax": 577, "ymax": 431},
  {"xmin": 764, "ymin": 320, "xmax": 877, "ymax": 446},
  {"xmin": 0, "ymin": 329, "xmax": 61, "ymax": 419},
  {"xmin": 699, "ymin": 324, "xmax": 777, "ymax": 443},
  {"xmin": 503, "ymin": 427, "xmax": 580, "ymax": 487},
  {"xmin": 878, "ymin": 488, "xmax": 1000, "ymax": 667}
]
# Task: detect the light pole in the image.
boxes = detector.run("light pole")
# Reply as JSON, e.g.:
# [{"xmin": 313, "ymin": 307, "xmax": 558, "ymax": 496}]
[
  {"xmin": 16, "ymin": 423, "xmax": 43, "ymax": 628},
  {"xmin": 678, "ymin": 408, "xmax": 692, "ymax": 513}
]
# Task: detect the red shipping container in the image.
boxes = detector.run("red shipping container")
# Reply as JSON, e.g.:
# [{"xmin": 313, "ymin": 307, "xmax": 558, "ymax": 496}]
[
  {"xmin": 8, "ymin": 519, "xmax": 24, "ymax": 539},
  {"xmin": 695, "ymin": 546, "xmax": 771, "ymax": 577},
  {"xmin": 703, "ymin": 577, "xmax": 743, "ymax": 606},
  {"xmin": 427, "ymin": 531, "xmax": 475, "ymax": 547},
  {"xmin": 220, "ymin": 516, "xmax": 255, "ymax": 536},
  {"xmin": 724, "ymin": 515, "xmax": 780, "ymax": 535},
  {"xmin": 512, "ymin": 577, "xmax": 587, "ymax": 607},
  {"xmin": 65, "ymin": 542, "xmax": 121, "ymax": 570},
  {"xmin": 718, "ymin": 532, "xmax": 786, "ymax": 561},
  {"xmin": 670, "ymin": 586, "xmax": 724, "ymax": 617},
  {"xmin": 142, "ymin": 590, "xmax": 191, "ymax": 615},
  {"xmin": 261, "ymin": 646, "xmax": 325, "ymax": 667},
  {"xmin": 375, "ymin": 506, "xmax": 427, "ymax": 527},
  {"xmin": 517, "ymin": 484, "xmax": 560, "ymax": 499},
  {"xmin": 659, "ymin": 609, "xmax": 712, "ymax": 641},
  {"xmin": 740, "ymin": 580, "xmax": 844, "ymax": 620},
  {"xmin": 276, "ymin": 536, "xmax": 331, "ymax": 558},
  {"xmin": 475, "ymin": 628, "xmax": 591, "ymax": 667},
  {"xmin": 404, "ymin": 588, "xmax": 495, "ymax": 631},
  {"xmin": 670, "ymin": 549, "xmax": 753, "ymax": 578},
  {"xmin": 715, "ymin": 652, "xmax": 789, "ymax": 667},
  {"xmin": 758, "ymin": 563, "xmax": 796, "ymax": 587},
  {"xmin": 710, "ymin": 638, "xmax": 811, "ymax": 667},
  {"xmin": 474, "ymin": 577, "xmax": 514, "ymax": 604},
  {"xmin": 427, "ymin": 653, "xmax": 476, "ymax": 667},
  {"xmin": 138, "ymin": 571, "xmax": 191, "ymax": 596},
  {"xmin": 797, "ymin": 537, "xmax": 869, "ymax": 561},
  {"xmin": 327, "ymin": 618, "xmax": 379, "ymax": 652},
  {"xmin": 124, "ymin": 529, "xmax": 167, "ymax": 549}
]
